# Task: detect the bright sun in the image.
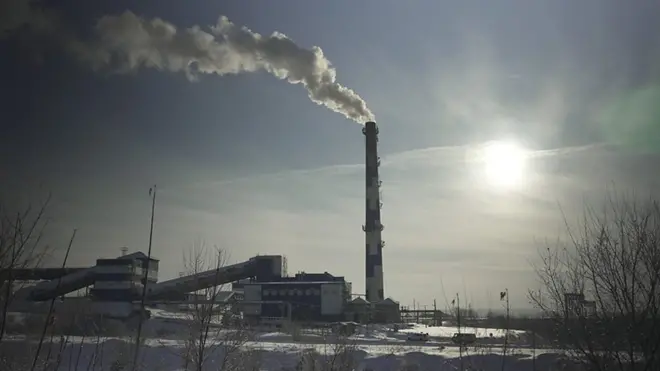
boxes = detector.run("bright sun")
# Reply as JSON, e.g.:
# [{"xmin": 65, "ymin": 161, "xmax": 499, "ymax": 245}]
[{"xmin": 481, "ymin": 140, "xmax": 528, "ymax": 189}]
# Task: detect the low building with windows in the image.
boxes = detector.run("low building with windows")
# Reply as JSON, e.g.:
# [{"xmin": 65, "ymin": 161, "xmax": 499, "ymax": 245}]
[{"xmin": 242, "ymin": 272, "xmax": 351, "ymax": 323}]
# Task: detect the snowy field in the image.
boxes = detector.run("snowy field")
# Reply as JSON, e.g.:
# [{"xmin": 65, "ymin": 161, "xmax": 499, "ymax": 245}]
[
  {"xmin": 0, "ymin": 336, "xmax": 573, "ymax": 371},
  {"xmin": 1, "ymin": 310, "xmax": 580, "ymax": 370},
  {"xmin": 395, "ymin": 323, "xmax": 526, "ymax": 339}
]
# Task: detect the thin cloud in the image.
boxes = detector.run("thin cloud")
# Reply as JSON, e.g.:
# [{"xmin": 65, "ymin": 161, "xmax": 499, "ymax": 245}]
[
  {"xmin": 164, "ymin": 142, "xmax": 605, "ymax": 193},
  {"xmin": 150, "ymin": 141, "xmax": 659, "ymax": 307},
  {"xmin": 160, "ymin": 163, "xmax": 363, "ymax": 193}
]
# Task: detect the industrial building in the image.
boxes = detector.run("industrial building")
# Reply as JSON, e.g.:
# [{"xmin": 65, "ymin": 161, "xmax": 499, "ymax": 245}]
[
  {"xmin": 8, "ymin": 252, "xmax": 376, "ymax": 322},
  {"xmin": 90, "ymin": 252, "xmax": 159, "ymax": 301},
  {"xmin": 7, "ymin": 121, "xmax": 401, "ymax": 323},
  {"xmin": 9, "ymin": 252, "xmax": 158, "ymax": 303},
  {"xmin": 242, "ymin": 271, "xmax": 352, "ymax": 323}
]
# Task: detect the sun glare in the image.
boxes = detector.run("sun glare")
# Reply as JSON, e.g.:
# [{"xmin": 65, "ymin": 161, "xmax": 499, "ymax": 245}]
[{"xmin": 481, "ymin": 140, "xmax": 528, "ymax": 189}]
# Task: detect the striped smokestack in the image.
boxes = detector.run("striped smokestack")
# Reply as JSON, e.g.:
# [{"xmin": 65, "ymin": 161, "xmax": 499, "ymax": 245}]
[{"xmin": 362, "ymin": 121, "xmax": 385, "ymax": 303}]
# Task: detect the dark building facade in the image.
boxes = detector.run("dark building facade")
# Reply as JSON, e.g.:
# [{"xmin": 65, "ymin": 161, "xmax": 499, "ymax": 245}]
[
  {"xmin": 90, "ymin": 252, "xmax": 159, "ymax": 301},
  {"xmin": 243, "ymin": 272, "xmax": 351, "ymax": 322}
]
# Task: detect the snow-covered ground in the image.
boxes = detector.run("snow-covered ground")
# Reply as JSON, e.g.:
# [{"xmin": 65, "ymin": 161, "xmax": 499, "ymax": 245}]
[
  {"xmin": 0, "ymin": 336, "xmax": 572, "ymax": 371},
  {"xmin": 395, "ymin": 323, "xmax": 526, "ymax": 339},
  {"xmin": 1, "ymin": 310, "xmax": 576, "ymax": 370}
]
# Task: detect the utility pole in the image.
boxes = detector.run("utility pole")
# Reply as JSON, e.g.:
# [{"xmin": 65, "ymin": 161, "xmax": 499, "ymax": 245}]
[
  {"xmin": 501, "ymin": 288, "xmax": 510, "ymax": 371},
  {"xmin": 457, "ymin": 293, "xmax": 463, "ymax": 371},
  {"xmin": 132, "ymin": 185, "xmax": 157, "ymax": 371},
  {"xmin": 532, "ymin": 327, "xmax": 536, "ymax": 371},
  {"xmin": 433, "ymin": 299, "xmax": 437, "ymax": 326}
]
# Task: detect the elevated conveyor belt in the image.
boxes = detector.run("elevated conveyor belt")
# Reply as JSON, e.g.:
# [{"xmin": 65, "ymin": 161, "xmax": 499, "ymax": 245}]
[
  {"xmin": 1, "ymin": 268, "xmax": 86, "ymax": 281},
  {"xmin": 13, "ymin": 266, "xmax": 98, "ymax": 301},
  {"xmin": 11, "ymin": 255, "xmax": 281, "ymax": 302},
  {"xmin": 145, "ymin": 259, "xmax": 259, "ymax": 299}
]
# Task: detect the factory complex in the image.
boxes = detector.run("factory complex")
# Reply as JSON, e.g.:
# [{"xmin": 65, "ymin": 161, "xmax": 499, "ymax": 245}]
[{"xmin": 6, "ymin": 122, "xmax": 402, "ymax": 324}]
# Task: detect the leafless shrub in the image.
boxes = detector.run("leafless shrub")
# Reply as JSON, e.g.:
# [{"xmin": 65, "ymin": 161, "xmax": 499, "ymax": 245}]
[
  {"xmin": 228, "ymin": 348, "xmax": 263, "ymax": 371},
  {"xmin": 323, "ymin": 336, "xmax": 360, "ymax": 371},
  {"xmin": 173, "ymin": 241, "xmax": 252, "ymax": 371},
  {"xmin": 0, "ymin": 198, "xmax": 115, "ymax": 371},
  {"xmin": 112, "ymin": 332, "xmax": 147, "ymax": 371},
  {"xmin": 85, "ymin": 334, "xmax": 107, "ymax": 371},
  {"xmin": 29, "ymin": 230, "xmax": 75, "ymax": 371},
  {"xmin": 0, "ymin": 198, "xmax": 84, "ymax": 371},
  {"xmin": 529, "ymin": 192, "xmax": 660, "ymax": 371},
  {"xmin": 0, "ymin": 197, "xmax": 52, "ymax": 342},
  {"xmin": 283, "ymin": 321, "xmax": 303, "ymax": 342},
  {"xmin": 290, "ymin": 330, "xmax": 361, "ymax": 371},
  {"xmin": 0, "ymin": 339, "xmax": 37, "ymax": 371},
  {"xmin": 0, "ymin": 307, "xmax": 114, "ymax": 371}
]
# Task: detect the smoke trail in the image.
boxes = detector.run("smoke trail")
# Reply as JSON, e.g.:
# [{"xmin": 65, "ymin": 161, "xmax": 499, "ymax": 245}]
[
  {"xmin": 2, "ymin": 2, "xmax": 374, "ymax": 123},
  {"xmin": 0, "ymin": 0, "xmax": 31, "ymax": 34},
  {"xmin": 1, "ymin": 0, "xmax": 58, "ymax": 38}
]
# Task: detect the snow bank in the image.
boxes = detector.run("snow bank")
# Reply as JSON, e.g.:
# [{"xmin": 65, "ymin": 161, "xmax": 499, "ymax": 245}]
[
  {"xmin": 398, "ymin": 323, "xmax": 525, "ymax": 339},
  {"xmin": 0, "ymin": 338, "xmax": 577, "ymax": 371}
]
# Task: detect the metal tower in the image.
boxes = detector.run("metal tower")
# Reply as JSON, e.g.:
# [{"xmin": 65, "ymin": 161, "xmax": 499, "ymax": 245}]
[{"xmin": 362, "ymin": 121, "xmax": 385, "ymax": 303}]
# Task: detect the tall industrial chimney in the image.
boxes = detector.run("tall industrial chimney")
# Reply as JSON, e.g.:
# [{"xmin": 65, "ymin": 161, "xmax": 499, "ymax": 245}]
[{"xmin": 362, "ymin": 121, "xmax": 385, "ymax": 303}]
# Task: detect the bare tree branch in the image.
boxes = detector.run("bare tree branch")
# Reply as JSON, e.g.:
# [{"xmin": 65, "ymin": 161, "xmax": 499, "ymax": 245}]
[
  {"xmin": 29, "ymin": 228, "xmax": 76, "ymax": 371},
  {"xmin": 175, "ymin": 240, "xmax": 252, "ymax": 371},
  {"xmin": 529, "ymin": 191, "xmax": 660, "ymax": 370},
  {"xmin": 0, "ymin": 196, "xmax": 53, "ymax": 343}
]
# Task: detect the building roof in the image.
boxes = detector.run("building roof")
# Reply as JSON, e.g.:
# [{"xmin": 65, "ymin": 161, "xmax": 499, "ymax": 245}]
[
  {"xmin": 377, "ymin": 298, "xmax": 399, "ymax": 306},
  {"xmin": 121, "ymin": 251, "xmax": 159, "ymax": 262},
  {"xmin": 250, "ymin": 281, "xmax": 344, "ymax": 285},
  {"xmin": 272, "ymin": 272, "xmax": 345, "ymax": 283},
  {"xmin": 351, "ymin": 297, "xmax": 370, "ymax": 305}
]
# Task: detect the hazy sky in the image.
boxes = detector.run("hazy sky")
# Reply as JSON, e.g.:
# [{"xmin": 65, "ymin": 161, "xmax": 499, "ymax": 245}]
[{"xmin": 1, "ymin": 0, "xmax": 660, "ymax": 310}]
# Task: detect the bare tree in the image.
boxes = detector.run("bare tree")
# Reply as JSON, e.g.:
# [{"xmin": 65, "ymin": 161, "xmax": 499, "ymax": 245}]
[
  {"xmin": 0, "ymin": 197, "xmax": 54, "ymax": 370},
  {"xmin": 294, "ymin": 331, "xmax": 360, "ymax": 371},
  {"xmin": 178, "ymin": 241, "xmax": 252, "ymax": 371},
  {"xmin": 0, "ymin": 198, "xmax": 96, "ymax": 371},
  {"xmin": 0, "ymin": 197, "xmax": 52, "ymax": 342},
  {"xmin": 529, "ymin": 193, "xmax": 660, "ymax": 371},
  {"xmin": 322, "ymin": 335, "xmax": 360, "ymax": 371},
  {"xmin": 29, "ymin": 229, "xmax": 75, "ymax": 371}
]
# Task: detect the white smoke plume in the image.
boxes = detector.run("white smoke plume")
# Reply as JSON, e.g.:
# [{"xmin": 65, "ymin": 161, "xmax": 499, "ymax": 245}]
[{"xmin": 2, "ymin": 2, "xmax": 374, "ymax": 123}]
